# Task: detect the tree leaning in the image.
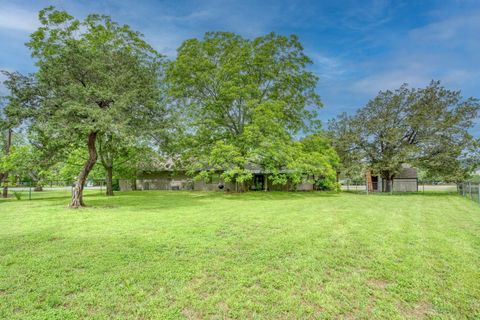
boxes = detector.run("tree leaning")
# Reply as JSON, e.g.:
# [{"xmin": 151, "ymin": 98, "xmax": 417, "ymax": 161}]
[{"xmin": 27, "ymin": 7, "xmax": 163, "ymax": 207}]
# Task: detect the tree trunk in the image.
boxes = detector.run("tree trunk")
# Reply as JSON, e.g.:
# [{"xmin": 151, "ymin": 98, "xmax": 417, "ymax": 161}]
[
  {"xmin": 381, "ymin": 171, "xmax": 393, "ymax": 192},
  {"xmin": 2, "ymin": 173, "xmax": 8, "ymax": 198},
  {"xmin": 386, "ymin": 179, "xmax": 393, "ymax": 192},
  {"xmin": 131, "ymin": 179, "xmax": 137, "ymax": 191},
  {"xmin": 0, "ymin": 173, "xmax": 4, "ymax": 198},
  {"xmin": 1, "ymin": 129, "xmax": 12, "ymax": 198},
  {"xmin": 70, "ymin": 132, "xmax": 98, "ymax": 208},
  {"xmin": 106, "ymin": 166, "xmax": 114, "ymax": 196}
]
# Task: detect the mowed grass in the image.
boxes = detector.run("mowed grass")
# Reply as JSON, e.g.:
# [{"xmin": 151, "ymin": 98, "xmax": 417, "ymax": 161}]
[{"xmin": 0, "ymin": 191, "xmax": 479, "ymax": 319}]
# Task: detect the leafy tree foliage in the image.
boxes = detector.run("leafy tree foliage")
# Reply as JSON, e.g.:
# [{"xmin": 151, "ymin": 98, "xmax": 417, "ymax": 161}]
[
  {"xmin": 167, "ymin": 32, "xmax": 337, "ymax": 189},
  {"xmin": 25, "ymin": 7, "xmax": 164, "ymax": 207},
  {"xmin": 329, "ymin": 81, "xmax": 480, "ymax": 190}
]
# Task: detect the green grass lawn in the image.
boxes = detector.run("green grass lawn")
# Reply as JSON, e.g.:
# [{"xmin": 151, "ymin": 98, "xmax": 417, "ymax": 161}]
[{"xmin": 1, "ymin": 191, "xmax": 479, "ymax": 319}]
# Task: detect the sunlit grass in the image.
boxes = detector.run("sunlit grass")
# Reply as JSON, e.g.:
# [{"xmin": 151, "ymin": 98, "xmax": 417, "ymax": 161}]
[{"xmin": 1, "ymin": 191, "xmax": 479, "ymax": 319}]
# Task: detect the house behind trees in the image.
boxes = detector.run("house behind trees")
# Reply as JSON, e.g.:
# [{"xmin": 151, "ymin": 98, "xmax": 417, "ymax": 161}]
[{"xmin": 119, "ymin": 168, "xmax": 317, "ymax": 192}]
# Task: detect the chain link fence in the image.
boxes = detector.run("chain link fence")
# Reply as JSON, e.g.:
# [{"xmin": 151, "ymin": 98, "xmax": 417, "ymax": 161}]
[
  {"xmin": 1, "ymin": 180, "xmax": 108, "ymax": 201},
  {"xmin": 457, "ymin": 182, "xmax": 480, "ymax": 205},
  {"xmin": 340, "ymin": 179, "xmax": 458, "ymax": 193},
  {"xmin": 1, "ymin": 179, "xmax": 478, "ymax": 202}
]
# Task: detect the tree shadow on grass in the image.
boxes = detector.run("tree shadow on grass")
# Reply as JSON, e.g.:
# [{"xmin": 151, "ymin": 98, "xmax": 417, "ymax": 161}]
[
  {"xmin": 218, "ymin": 191, "xmax": 341, "ymax": 201},
  {"xmin": 84, "ymin": 191, "xmax": 341, "ymax": 210},
  {"xmin": 85, "ymin": 191, "xmax": 214, "ymax": 211},
  {"xmin": 12, "ymin": 192, "xmax": 103, "ymax": 203},
  {"xmin": 3, "ymin": 190, "xmax": 356, "ymax": 213}
]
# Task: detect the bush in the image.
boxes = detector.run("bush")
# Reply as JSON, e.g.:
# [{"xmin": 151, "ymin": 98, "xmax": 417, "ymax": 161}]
[
  {"xmin": 13, "ymin": 191, "xmax": 22, "ymax": 200},
  {"xmin": 315, "ymin": 179, "xmax": 340, "ymax": 191},
  {"xmin": 112, "ymin": 179, "xmax": 120, "ymax": 191}
]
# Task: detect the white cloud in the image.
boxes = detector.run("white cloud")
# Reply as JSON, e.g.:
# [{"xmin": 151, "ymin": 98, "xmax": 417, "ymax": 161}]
[
  {"xmin": 156, "ymin": 10, "xmax": 215, "ymax": 23},
  {"xmin": 350, "ymin": 8, "xmax": 480, "ymax": 96},
  {"xmin": 0, "ymin": 5, "xmax": 39, "ymax": 32},
  {"xmin": 351, "ymin": 59, "xmax": 478, "ymax": 97},
  {"xmin": 352, "ymin": 71, "xmax": 431, "ymax": 96},
  {"xmin": 409, "ymin": 10, "xmax": 480, "ymax": 49},
  {"xmin": 309, "ymin": 53, "xmax": 345, "ymax": 80}
]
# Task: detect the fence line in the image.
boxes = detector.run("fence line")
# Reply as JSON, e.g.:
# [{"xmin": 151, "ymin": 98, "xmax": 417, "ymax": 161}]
[
  {"xmin": 1, "ymin": 179, "xmax": 108, "ymax": 201},
  {"xmin": 2, "ymin": 179, "xmax": 479, "ymax": 201},
  {"xmin": 340, "ymin": 180, "xmax": 458, "ymax": 193},
  {"xmin": 457, "ymin": 182, "xmax": 480, "ymax": 205}
]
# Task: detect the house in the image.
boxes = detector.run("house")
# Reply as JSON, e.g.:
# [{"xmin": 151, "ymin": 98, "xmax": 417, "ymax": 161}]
[
  {"xmin": 366, "ymin": 165, "xmax": 418, "ymax": 192},
  {"xmin": 119, "ymin": 168, "xmax": 316, "ymax": 192}
]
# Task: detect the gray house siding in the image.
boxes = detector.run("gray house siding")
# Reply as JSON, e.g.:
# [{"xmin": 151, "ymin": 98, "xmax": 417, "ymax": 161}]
[
  {"xmin": 119, "ymin": 170, "xmax": 315, "ymax": 192},
  {"xmin": 375, "ymin": 167, "xmax": 418, "ymax": 192}
]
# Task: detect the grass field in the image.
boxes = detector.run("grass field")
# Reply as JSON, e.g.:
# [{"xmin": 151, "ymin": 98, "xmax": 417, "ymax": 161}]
[{"xmin": 1, "ymin": 191, "xmax": 479, "ymax": 319}]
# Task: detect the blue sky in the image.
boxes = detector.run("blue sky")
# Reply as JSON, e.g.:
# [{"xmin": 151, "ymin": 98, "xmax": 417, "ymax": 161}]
[{"xmin": 0, "ymin": 0, "xmax": 479, "ymax": 133}]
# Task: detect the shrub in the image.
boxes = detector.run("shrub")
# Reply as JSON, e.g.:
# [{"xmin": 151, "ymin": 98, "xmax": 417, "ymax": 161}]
[
  {"xmin": 112, "ymin": 179, "xmax": 120, "ymax": 191},
  {"xmin": 13, "ymin": 191, "xmax": 22, "ymax": 200},
  {"xmin": 315, "ymin": 179, "xmax": 340, "ymax": 191}
]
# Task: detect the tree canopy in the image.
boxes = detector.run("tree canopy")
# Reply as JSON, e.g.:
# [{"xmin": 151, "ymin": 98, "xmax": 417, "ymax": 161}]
[
  {"xmin": 24, "ymin": 6, "xmax": 164, "ymax": 207},
  {"xmin": 4, "ymin": 6, "xmax": 478, "ymax": 204},
  {"xmin": 167, "ymin": 32, "xmax": 336, "ymax": 189},
  {"xmin": 329, "ymin": 81, "xmax": 480, "ymax": 189}
]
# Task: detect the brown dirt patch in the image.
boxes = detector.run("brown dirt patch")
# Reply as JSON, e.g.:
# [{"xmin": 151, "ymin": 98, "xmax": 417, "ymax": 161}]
[{"xmin": 398, "ymin": 301, "xmax": 432, "ymax": 319}]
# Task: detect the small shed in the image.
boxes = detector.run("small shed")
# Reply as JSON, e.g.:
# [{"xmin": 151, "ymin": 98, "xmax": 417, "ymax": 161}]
[{"xmin": 367, "ymin": 166, "xmax": 418, "ymax": 192}]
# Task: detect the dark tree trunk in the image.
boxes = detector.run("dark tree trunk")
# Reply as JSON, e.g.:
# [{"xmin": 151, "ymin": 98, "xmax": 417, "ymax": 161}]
[
  {"xmin": 1, "ymin": 182, "xmax": 7, "ymax": 198},
  {"xmin": 2, "ymin": 181, "xmax": 8, "ymax": 198},
  {"xmin": 70, "ymin": 132, "xmax": 98, "ymax": 208},
  {"xmin": 131, "ymin": 179, "xmax": 137, "ymax": 191},
  {"xmin": 106, "ymin": 166, "xmax": 114, "ymax": 196},
  {"xmin": 97, "ymin": 134, "xmax": 115, "ymax": 196},
  {"xmin": 381, "ymin": 170, "xmax": 394, "ymax": 192},
  {"xmin": 2, "ymin": 129, "xmax": 12, "ymax": 198},
  {"xmin": 383, "ymin": 179, "xmax": 392, "ymax": 192},
  {"xmin": 0, "ymin": 174, "xmax": 4, "ymax": 197}
]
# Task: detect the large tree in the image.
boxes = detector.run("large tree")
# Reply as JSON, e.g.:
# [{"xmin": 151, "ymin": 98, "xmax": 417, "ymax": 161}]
[
  {"xmin": 167, "ymin": 32, "xmax": 336, "ymax": 188},
  {"xmin": 97, "ymin": 133, "xmax": 159, "ymax": 196},
  {"xmin": 1, "ymin": 72, "xmax": 55, "ymax": 193},
  {"xmin": 0, "ymin": 75, "xmax": 28, "ymax": 198},
  {"xmin": 329, "ymin": 81, "xmax": 480, "ymax": 190},
  {"xmin": 25, "ymin": 7, "xmax": 163, "ymax": 207}
]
